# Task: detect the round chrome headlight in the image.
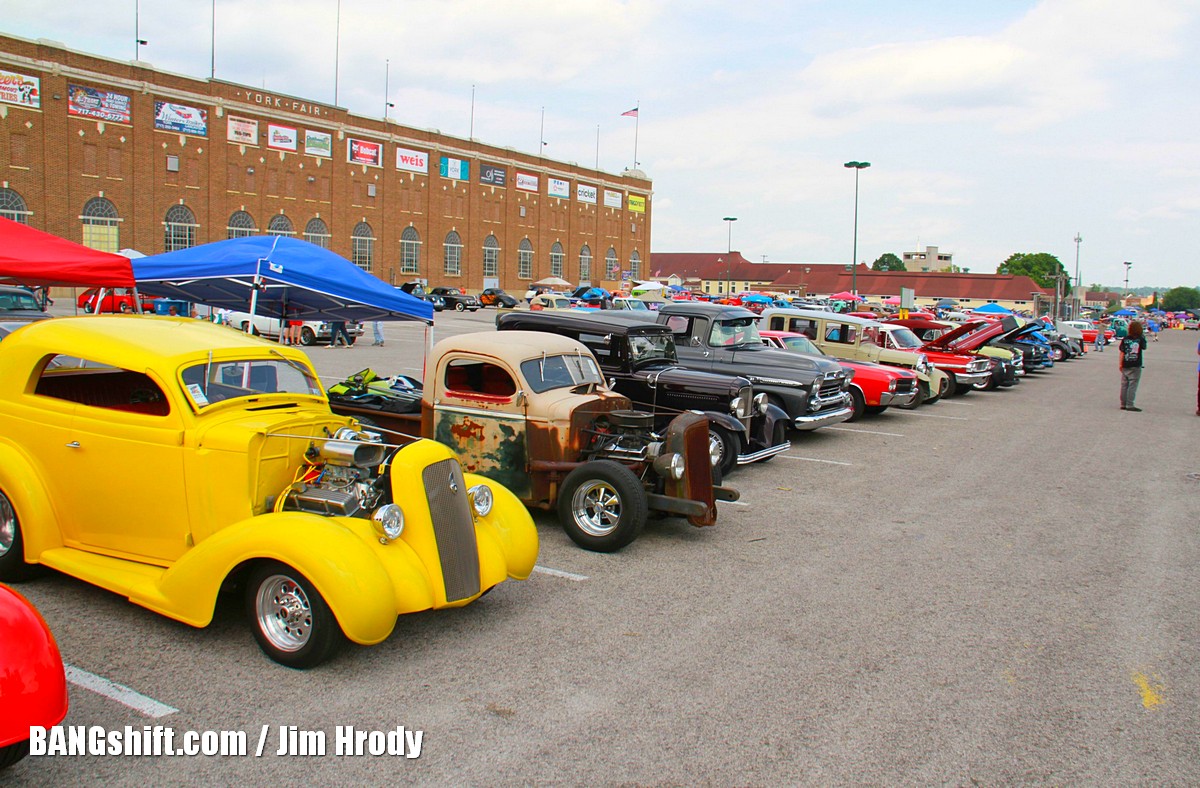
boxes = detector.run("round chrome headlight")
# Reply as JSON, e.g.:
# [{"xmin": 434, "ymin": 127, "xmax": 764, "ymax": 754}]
[
  {"xmin": 753, "ymin": 392, "xmax": 769, "ymax": 414},
  {"xmin": 669, "ymin": 453, "xmax": 685, "ymax": 479},
  {"xmin": 653, "ymin": 452, "xmax": 686, "ymax": 480},
  {"xmin": 371, "ymin": 503, "xmax": 405, "ymax": 542},
  {"xmin": 730, "ymin": 396, "xmax": 746, "ymax": 417},
  {"xmin": 468, "ymin": 484, "xmax": 493, "ymax": 517}
]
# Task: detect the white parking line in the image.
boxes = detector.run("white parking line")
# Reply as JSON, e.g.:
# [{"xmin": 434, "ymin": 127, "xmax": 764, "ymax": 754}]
[
  {"xmin": 781, "ymin": 456, "xmax": 854, "ymax": 466},
  {"xmin": 899, "ymin": 411, "xmax": 970, "ymax": 421},
  {"xmin": 721, "ymin": 500, "xmax": 750, "ymax": 506},
  {"xmin": 826, "ymin": 426, "xmax": 906, "ymax": 437},
  {"xmin": 533, "ymin": 565, "xmax": 589, "ymax": 582},
  {"xmin": 65, "ymin": 664, "xmax": 178, "ymax": 718}
]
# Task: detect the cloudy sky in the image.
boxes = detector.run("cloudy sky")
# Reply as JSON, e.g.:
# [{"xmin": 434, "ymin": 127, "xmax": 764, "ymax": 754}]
[{"xmin": 7, "ymin": 0, "xmax": 1199, "ymax": 289}]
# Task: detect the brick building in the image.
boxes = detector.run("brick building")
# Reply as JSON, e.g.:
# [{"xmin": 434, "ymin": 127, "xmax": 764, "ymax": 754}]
[{"xmin": 0, "ymin": 34, "xmax": 652, "ymax": 293}]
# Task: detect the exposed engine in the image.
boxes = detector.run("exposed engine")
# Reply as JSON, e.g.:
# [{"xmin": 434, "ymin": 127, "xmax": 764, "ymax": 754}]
[
  {"xmin": 581, "ymin": 410, "xmax": 665, "ymax": 465},
  {"xmin": 278, "ymin": 427, "xmax": 390, "ymax": 517}
]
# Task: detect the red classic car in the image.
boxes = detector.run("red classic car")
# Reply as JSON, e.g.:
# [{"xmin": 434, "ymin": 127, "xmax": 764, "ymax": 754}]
[
  {"xmin": 759, "ymin": 329, "xmax": 919, "ymax": 419},
  {"xmin": 0, "ymin": 584, "xmax": 69, "ymax": 769},
  {"xmin": 877, "ymin": 319, "xmax": 994, "ymax": 395},
  {"xmin": 76, "ymin": 287, "xmax": 158, "ymax": 314}
]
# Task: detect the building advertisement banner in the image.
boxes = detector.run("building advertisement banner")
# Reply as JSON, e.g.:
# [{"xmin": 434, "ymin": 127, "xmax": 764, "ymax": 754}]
[
  {"xmin": 154, "ymin": 101, "xmax": 208, "ymax": 136},
  {"xmin": 479, "ymin": 163, "xmax": 507, "ymax": 187},
  {"xmin": 0, "ymin": 70, "xmax": 40, "ymax": 108},
  {"xmin": 439, "ymin": 156, "xmax": 469, "ymax": 181},
  {"xmin": 267, "ymin": 124, "xmax": 298, "ymax": 151},
  {"xmin": 348, "ymin": 138, "xmax": 383, "ymax": 166},
  {"xmin": 548, "ymin": 177, "xmax": 570, "ymax": 199},
  {"xmin": 516, "ymin": 172, "xmax": 539, "ymax": 192},
  {"xmin": 576, "ymin": 183, "xmax": 597, "ymax": 204},
  {"xmin": 304, "ymin": 129, "xmax": 332, "ymax": 158},
  {"xmin": 396, "ymin": 147, "xmax": 428, "ymax": 174},
  {"xmin": 628, "ymin": 194, "xmax": 646, "ymax": 213},
  {"xmin": 226, "ymin": 116, "xmax": 258, "ymax": 145},
  {"xmin": 603, "ymin": 189, "xmax": 622, "ymax": 208},
  {"xmin": 67, "ymin": 84, "xmax": 130, "ymax": 123}
]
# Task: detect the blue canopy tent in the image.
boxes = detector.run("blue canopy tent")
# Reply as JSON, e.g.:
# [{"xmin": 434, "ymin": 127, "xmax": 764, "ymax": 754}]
[
  {"xmin": 971, "ymin": 303, "xmax": 1014, "ymax": 315},
  {"xmin": 1112, "ymin": 308, "xmax": 1136, "ymax": 317},
  {"xmin": 132, "ymin": 236, "xmax": 433, "ymax": 324}
]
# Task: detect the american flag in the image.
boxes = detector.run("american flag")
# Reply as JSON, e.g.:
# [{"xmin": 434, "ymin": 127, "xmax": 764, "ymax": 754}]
[{"xmin": 621, "ymin": 107, "xmax": 638, "ymax": 117}]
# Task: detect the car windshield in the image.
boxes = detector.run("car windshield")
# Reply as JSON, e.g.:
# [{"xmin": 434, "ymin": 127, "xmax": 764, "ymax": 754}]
[
  {"xmin": 520, "ymin": 352, "xmax": 604, "ymax": 394},
  {"xmin": 780, "ymin": 335, "xmax": 822, "ymax": 355},
  {"xmin": 180, "ymin": 357, "xmax": 323, "ymax": 409},
  {"xmin": 709, "ymin": 317, "xmax": 764, "ymax": 347},
  {"xmin": 0, "ymin": 290, "xmax": 41, "ymax": 311},
  {"xmin": 886, "ymin": 327, "xmax": 924, "ymax": 349},
  {"xmin": 628, "ymin": 332, "xmax": 675, "ymax": 365}
]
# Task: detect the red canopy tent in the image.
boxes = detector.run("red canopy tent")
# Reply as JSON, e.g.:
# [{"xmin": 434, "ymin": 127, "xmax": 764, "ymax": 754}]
[
  {"xmin": 0, "ymin": 217, "xmax": 135, "ymax": 287},
  {"xmin": 830, "ymin": 291, "xmax": 863, "ymax": 301}
]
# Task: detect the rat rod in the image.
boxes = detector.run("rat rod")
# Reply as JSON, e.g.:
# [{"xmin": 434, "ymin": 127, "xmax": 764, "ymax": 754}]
[{"xmin": 328, "ymin": 331, "xmax": 739, "ymax": 552}]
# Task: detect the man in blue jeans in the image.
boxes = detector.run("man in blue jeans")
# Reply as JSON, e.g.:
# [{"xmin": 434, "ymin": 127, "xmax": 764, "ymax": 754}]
[{"xmin": 328, "ymin": 320, "xmax": 353, "ymax": 348}]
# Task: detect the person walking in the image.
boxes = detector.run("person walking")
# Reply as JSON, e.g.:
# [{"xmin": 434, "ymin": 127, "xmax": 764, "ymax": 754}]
[
  {"xmin": 1118, "ymin": 321, "xmax": 1146, "ymax": 411},
  {"xmin": 372, "ymin": 320, "xmax": 385, "ymax": 347},
  {"xmin": 1094, "ymin": 321, "xmax": 1105, "ymax": 353},
  {"xmin": 328, "ymin": 319, "xmax": 353, "ymax": 348}
]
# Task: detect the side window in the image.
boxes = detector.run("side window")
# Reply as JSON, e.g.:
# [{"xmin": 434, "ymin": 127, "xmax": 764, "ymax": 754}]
[
  {"xmin": 826, "ymin": 323, "xmax": 856, "ymax": 345},
  {"xmin": 35, "ymin": 359, "xmax": 170, "ymax": 416},
  {"xmin": 785, "ymin": 318, "xmax": 818, "ymax": 340},
  {"xmin": 577, "ymin": 332, "xmax": 613, "ymax": 365},
  {"xmin": 664, "ymin": 316, "xmax": 689, "ymax": 336},
  {"xmin": 825, "ymin": 325, "xmax": 841, "ymax": 342},
  {"xmin": 443, "ymin": 360, "xmax": 516, "ymax": 398}
]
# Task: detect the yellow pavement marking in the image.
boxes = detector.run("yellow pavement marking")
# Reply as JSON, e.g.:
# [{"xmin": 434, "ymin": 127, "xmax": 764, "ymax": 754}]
[{"xmin": 1132, "ymin": 671, "xmax": 1166, "ymax": 709}]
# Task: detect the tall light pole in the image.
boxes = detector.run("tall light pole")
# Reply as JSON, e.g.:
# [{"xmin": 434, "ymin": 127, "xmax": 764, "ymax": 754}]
[
  {"xmin": 723, "ymin": 217, "xmax": 737, "ymax": 296},
  {"xmin": 844, "ymin": 161, "xmax": 870, "ymax": 296},
  {"xmin": 1080, "ymin": 231, "xmax": 1089, "ymax": 319},
  {"xmin": 1124, "ymin": 261, "xmax": 1133, "ymax": 302}
]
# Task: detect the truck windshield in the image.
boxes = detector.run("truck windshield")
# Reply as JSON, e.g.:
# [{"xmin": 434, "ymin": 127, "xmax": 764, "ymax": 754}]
[
  {"xmin": 628, "ymin": 332, "xmax": 675, "ymax": 365},
  {"xmin": 180, "ymin": 358, "xmax": 323, "ymax": 409},
  {"xmin": 520, "ymin": 353, "xmax": 604, "ymax": 394},
  {"xmin": 709, "ymin": 317, "xmax": 764, "ymax": 347}
]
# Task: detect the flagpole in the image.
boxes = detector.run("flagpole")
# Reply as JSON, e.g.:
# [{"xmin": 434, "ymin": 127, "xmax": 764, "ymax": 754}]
[
  {"xmin": 539, "ymin": 106, "xmax": 545, "ymax": 156},
  {"xmin": 595, "ymin": 124, "xmax": 600, "ymax": 169},
  {"xmin": 470, "ymin": 84, "xmax": 475, "ymax": 139},
  {"xmin": 633, "ymin": 101, "xmax": 640, "ymax": 167},
  {"xmin": 333, "ymin": 0, "xmax": 341, "ymax": 105}
]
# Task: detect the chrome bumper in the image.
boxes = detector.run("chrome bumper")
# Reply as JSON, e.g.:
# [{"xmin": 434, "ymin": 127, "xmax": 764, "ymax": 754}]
[
  {"xmin": 736, "ymin": 440, "xmax": 792, "ymax": 465},
  {"xmin": 955, "ymin": 371, "xmax": 991, "ymax": 387},
  {"xmin": 793, "ymin": 402, "xmax": 854, "ymax": 431},
  {"xmin": 890, "ymin": 388, "xmax": 920, "ymax": 408}
]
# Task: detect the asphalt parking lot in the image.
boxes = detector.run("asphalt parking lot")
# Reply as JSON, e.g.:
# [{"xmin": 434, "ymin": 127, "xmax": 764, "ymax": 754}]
[{"xmin": 9, "ymin": 310, "xmax": 1200, "ymax": 785}]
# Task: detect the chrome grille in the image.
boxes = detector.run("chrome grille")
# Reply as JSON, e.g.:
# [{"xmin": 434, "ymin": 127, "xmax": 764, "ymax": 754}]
[
  {"xmin": 818, "ymin": 376, "xmax": 844, "ymax": 399},
  {"xmin": 894, "ymin": 379, "xmax": 915, "ymax": 395},
  {"xmin": 421, "ymin": 459, "xmax": 481, "ymax": 602}
]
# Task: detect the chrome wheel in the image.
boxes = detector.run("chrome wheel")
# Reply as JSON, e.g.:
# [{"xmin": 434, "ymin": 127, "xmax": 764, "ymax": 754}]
[
  {"xmin": 708, "ymin": 430, "xmax": 725, "ymax": 467},
  {"xmin": 0, "ymin": 493, "xmax": 14, "ymax": 558},
  {"xmin": 255, "ymin": 574, "xmax": 313, "ymax": 653},
  {"xmin": 570, "ymin": 481, "xmax": 623, "ymax": 537}
]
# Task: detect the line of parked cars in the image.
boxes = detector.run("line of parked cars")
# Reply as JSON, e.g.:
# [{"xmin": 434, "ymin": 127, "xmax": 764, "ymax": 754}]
[{"xmin": 0, "ymin": 295, "xmax": 1088, "ymax": 757}]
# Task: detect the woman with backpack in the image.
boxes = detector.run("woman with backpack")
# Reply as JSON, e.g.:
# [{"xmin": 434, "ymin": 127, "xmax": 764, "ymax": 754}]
[{"xmin": 1118, "ymin": 321, "xmax": 1147, "ymax": 411}]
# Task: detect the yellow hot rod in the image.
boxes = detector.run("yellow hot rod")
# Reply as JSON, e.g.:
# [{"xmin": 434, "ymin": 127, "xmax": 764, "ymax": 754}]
[{"xmin": 0, "ymin": 317, "xmax": 538, "ymax": 668}]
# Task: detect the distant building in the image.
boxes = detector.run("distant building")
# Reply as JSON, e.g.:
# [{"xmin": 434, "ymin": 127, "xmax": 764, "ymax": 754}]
[{"xmin": 901, "ymin": 245, "xmax": 954, "ymax": 272}]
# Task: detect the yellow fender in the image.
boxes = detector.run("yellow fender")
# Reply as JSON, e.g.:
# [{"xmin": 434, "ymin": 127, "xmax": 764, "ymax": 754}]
[
  {"xmin": 465, "ymin": 471, "xmax": 538, "ymax": 581},
  {"xmin": 141, "ymin": 512, "xmax": 417, "ymax": 645},
  {"xmin": 0, "ymin": 442, "xmax": 64, "ymax": 560}
]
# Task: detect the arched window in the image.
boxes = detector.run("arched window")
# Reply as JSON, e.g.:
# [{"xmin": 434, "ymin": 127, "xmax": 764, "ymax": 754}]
[
  {"xmin": 81, "ymin": 197, "xmax": 120, "ymax": 253},
  {"xmin": 629, "ymin": 250, "xmax": 641, "ymax": 281},
  {"xmin": 518, "ymin": 239, "xmax": 534, "ymax": 280},
  {"xmin": 163, "ymin": 204, "xmax": 198, "ymax": 252},
  {"xmin": 304, "ymin": 218, "xmax": 330, "ymax": 249},
  {"xmin": 266, "ymin": 214, "xmax": 294, "ymax": 237},
  {"xmin": 227, "ymin": 210, "xmax": 257, "ymax": 239},
  {"xmin": 579, "ymin": 244, "xmax": 592, "ymax": 284},
  {"xmin": 605, "ymin": 246, "xmax": 619, "ymax": 280},
  {"xmin": 443, "ymin": 231, "xmax": 462, "ymax": 277},
  {"xmin": 351, "ymin": 222, "xmax": 375, "ymax": 272},
  {"xmin": 550, "ymin": 242, "xmax": 564, "ymax": 279},
  {"xmin": 0, "ymin": 188, "xmax": 30, "ymax": 224},
  {"xmin": 400, "ymin": 227, "xmax": 421, "ymax": 274},
  {"xmin": 482, "ymin": 235, "xmax": 500, "ymax": 278}
]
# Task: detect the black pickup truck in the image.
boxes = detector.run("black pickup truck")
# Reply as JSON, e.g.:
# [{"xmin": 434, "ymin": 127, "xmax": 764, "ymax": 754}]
[
  {"xmin": 654, "ymin": 302, "xmax": 854, "ymax": 432},
  {"xmin": 496, "ymin": 310, "xmax": 792, "ymax": 475}
]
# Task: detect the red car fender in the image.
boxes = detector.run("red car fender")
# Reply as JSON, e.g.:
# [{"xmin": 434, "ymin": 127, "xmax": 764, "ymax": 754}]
[{"xmin": 0, "ymin": 584, "xmax": 68, "ymax": 748}]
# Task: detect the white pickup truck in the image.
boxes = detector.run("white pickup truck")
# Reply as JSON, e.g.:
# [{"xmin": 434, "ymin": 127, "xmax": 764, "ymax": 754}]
[{"xmin": 212, "ymin": 310, "xmax": 364, "ymax": 346}]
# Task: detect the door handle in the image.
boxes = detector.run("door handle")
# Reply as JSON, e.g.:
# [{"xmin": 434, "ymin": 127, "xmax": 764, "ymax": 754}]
[{"xmin": 66, "ymin": 441, "xmax": 80, "ymax": 448}]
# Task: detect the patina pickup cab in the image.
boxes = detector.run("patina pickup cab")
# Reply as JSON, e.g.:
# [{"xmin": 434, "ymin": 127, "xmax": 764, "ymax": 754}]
[
  {"xmin": 494, "ymin": 310, "xmax": 792, "ymax": 475},
  {"xmin": 329, "ymin": 331, "xmax": 738, "ymax": 552},
  {"xmin": 653, "ymin": 302, "xmax": 854, "ymax": 431},
  {"xmin": 0, "ymin": 317, "xmax": 538, "ymax": 668}
]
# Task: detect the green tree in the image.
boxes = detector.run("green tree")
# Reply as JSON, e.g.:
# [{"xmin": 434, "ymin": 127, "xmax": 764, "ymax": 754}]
[
  {"xmin": 872, "ymin": 253, "xmax": 905, "ymax": 271},
  {"xmin": 997, "ymin": 252, "xmax": 1070, "ymax": 291},
  {"xmin": 1161, "ymin": 286, "xmax": 1200, "ymax": 312}
]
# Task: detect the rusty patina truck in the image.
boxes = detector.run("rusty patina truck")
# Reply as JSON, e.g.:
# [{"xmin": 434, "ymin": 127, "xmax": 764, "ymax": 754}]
[{"xmin": 328, "ymin": 331, "xmax": 737, "ymax": 552}]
